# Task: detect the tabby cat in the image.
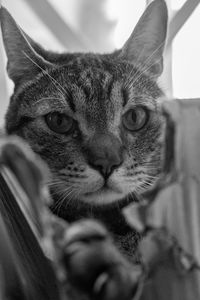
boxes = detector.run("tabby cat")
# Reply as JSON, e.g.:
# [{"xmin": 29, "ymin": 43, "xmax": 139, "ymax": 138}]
[{"xmin": 0, "ymin": 0, "xmax": 167, "ymax": 261}]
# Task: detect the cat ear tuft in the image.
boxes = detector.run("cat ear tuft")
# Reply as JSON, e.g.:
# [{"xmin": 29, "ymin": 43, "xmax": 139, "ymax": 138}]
[
  {"xmin": 0, "ymin": 6, "xmax": 53, "ymax": 85},
  {"xmin": 119, "ymin": 0, "xmax": 168, "ymax": 78}
]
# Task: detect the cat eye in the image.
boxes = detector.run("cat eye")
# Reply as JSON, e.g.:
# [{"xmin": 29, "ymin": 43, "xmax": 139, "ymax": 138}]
[
  {"xmin": 122, "ymin": 106, "xmax": 149, "ymax": 132},
  {"xmin": 45, "ymin": 112, "xmax": 74, "ymax": 134}
]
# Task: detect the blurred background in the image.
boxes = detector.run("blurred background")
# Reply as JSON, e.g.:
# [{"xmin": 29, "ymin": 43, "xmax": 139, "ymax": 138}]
[{"xmin": 0, "ymin": 0, "xmax": 200, "ymax": 126}]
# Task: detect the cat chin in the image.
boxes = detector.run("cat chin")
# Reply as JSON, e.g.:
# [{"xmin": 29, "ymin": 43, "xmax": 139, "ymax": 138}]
[{"xmin": 80, "ymin": 187, "xmax": 126, "ymax": 206}]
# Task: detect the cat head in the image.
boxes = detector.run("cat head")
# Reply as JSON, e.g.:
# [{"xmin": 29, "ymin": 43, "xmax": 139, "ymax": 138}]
[{"xmin": 0, "ymin": 0, "xmax": 168, "ymax": 207}]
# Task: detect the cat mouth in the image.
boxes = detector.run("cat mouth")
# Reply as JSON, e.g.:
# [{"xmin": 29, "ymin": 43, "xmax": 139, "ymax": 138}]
[
  {"xmin": 85, "ymin": 181, "xmax": 121, "ymax": 195},
  {"xmin": 82, "ymin": 183, "xmax": 124, "ymax": 205},
  {"xmin": 85, "ymin": 186, "xmax": 112, "ymax": 196}
]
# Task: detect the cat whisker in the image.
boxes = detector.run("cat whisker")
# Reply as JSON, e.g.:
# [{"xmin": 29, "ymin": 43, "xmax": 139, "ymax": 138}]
[
  {"xmin": 51, "ymin": 185, "xmax": 76, "ymax": 213},
  {"xmin": 134, "ymin": 175, "xmax": 159, "ymax": 193},
  {"xmin": 129, "ymin": 190, "xmax": 142, "ymax": 202},
  {"xmin": 34, "ymin": 97, "xmax": 66, "ymax": 105},
  {"xmin": 125, "ymin": 40, "xmax": 166, "ymax": 90},
  {"xmin": 124, "ymin": 41, "xmax": 166, "ymax": 100},
  {"xmin": 140, "ymin": 163, "xmax": 163, "ymax": 169},
  {"xmin": 141, "ymin": 161, "xmax": 161, "ymax": 165},
  {"xmin": 22, "ymin": 51, "xmax": 70, "ymax": 98},
  {"xmin": 145, "ymin": 175, "xmax": 156, "ymax": 181},
  {"xmin": 126, "ymin": 30, "xmax": 160, "ymax": 80},
  {"xmin": 131, "ymin": 61, "xmax": 160, "ymax": 89},
  {"xmin": 47, "ymin": 177, "xmax": 83, "ymax": 186},
  {"xmin": 64, "ymin": 188, "xmax": 80, "ymax": 210},
  {"xmin": 58, "ymin": 186, "xmax": 80, "ymax": 212},
  {"xmin": 47, "ymin": 180, "xmax": 71, "ymax": 196},
  {"xmin": 47, "ymin": 180, "xmax": 64, "ymax": 185}
]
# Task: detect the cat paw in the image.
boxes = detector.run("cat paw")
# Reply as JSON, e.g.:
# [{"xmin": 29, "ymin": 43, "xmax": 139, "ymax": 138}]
[{"xmin": 56, "ymin": 219, "xmax": 141, "ymax": 300}]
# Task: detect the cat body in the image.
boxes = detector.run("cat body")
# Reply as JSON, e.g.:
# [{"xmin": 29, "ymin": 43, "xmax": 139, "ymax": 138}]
[{"xmin": 0, "ymin": 0, "xmax": 168, "ymax": 258}]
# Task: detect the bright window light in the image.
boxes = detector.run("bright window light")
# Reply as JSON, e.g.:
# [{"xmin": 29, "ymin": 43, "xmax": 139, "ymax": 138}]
[
  {"xmin": 173, "ymin": 4, "xmax": 200, "ymax": 98},
  {"xmin": 106, "ymin": 0, "xmax": 145, "ymax": 48},
  {"xmin": 171, "ymin": 0, "xmax": 186, "ymax": 10}
]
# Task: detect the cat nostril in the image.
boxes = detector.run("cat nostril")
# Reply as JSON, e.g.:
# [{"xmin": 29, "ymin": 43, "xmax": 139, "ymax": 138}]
[{"xmin": 93, "ymin": 158, "xmax": 121, "ymax": 178}]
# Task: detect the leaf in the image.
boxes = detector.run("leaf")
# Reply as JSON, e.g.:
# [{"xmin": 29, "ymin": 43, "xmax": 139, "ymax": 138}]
[
  {"xmin": 124, "ymin": 99, "xmax": 200, "ymax": 300},
  {"xmin": 0, "ymin": 168, "xmax": 62, "ymax": 300}
]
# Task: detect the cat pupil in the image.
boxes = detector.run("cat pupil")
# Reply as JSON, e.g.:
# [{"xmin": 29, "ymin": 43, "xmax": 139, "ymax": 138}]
[
  {"xmin": 131, "ymin": 111, "xmax": 137, "ymax": 123},
  {"xmin": 57, "ymin": 115, "xmax": 63, "ymax": 126}
]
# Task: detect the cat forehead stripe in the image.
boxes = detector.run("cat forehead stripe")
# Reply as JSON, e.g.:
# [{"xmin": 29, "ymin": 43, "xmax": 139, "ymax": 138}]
[{"xmin": 65, "ymin": 91, "xmax": 76, "ymax": 112}]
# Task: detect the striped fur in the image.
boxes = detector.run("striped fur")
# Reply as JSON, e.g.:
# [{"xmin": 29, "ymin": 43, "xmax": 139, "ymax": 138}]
[
  {"xmin": 6, "ymin": 53, "xmax": 166, "ymax": 207},
  {"xmin": 1, "ymin": 1, "xmax": 168, "ymax": 257}
]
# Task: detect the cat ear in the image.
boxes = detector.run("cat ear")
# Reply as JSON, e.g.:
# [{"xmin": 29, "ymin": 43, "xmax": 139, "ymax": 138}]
[
  {"xmin": 0, "ymin": 6, "xmax": 53, "ymax": 85},
  {"xmin": 119, "ymin": 0, "xmax": 168, "ymax": 78}
]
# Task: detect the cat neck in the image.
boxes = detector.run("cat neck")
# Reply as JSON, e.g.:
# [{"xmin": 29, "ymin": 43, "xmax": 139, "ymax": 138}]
[
  {"xmin": 51, "ymin": 197, "xmax": 140, "ymax": 261},
  {"xmin": 50, "ymin": 196, "xmax": 134, "ymax": 236}
]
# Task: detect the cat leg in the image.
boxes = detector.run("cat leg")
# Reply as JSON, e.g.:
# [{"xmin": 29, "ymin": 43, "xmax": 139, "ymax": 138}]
[{"xmin": 52, "ymin": 219, "xmax": 142, "ymax": 300}]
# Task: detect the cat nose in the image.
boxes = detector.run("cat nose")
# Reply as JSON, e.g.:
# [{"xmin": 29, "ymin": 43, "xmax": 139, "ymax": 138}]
[
  {"xmin": 92, "ymin": 156, "xmax": 121, "ymax": 178},
  {"xmin": 87, "ymin": 134, "xmax": 123, "ymax": 178}
]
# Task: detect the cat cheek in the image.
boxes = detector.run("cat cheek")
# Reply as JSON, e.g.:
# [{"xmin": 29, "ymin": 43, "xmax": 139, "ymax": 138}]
[{"xmin": 108, "ymin": 171, "xmax": 126, "ymax": 191}]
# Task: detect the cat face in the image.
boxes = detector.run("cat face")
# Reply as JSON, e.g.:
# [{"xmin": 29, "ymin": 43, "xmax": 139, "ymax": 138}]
[{"xmin": 1, "ymin": 0, "xmax": 168, "ymax": 206}]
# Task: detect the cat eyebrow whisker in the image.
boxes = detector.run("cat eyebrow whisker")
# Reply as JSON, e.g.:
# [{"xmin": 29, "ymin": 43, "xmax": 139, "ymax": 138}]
[
  {"xmin": 125, "ymin": 40, "xmax": 165, "ymax": 91},
  {"xmin": 22, "ymin": 51, "xmax": 70, "ymax": 99},
  {"xmin": 34, "ymin": 97, "xmax": 66, "ymax": 106},
  {"xmin": 132, "ymin": 56, "xmax": 163, "ymax": 88},
  {"xmin": 139, "ymin": 40, "xmax": 165, "ymax": 76}
]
